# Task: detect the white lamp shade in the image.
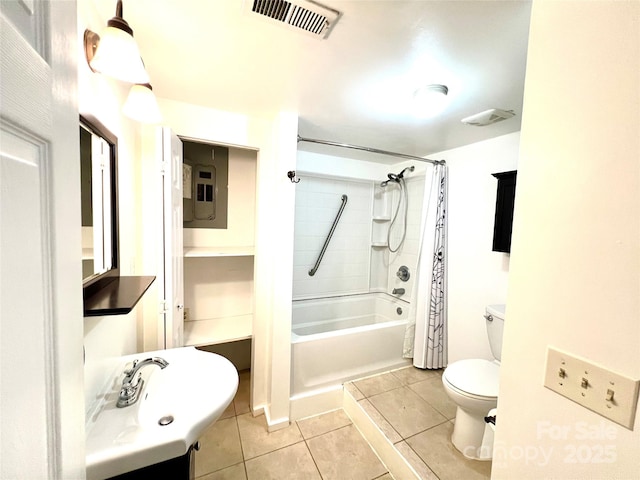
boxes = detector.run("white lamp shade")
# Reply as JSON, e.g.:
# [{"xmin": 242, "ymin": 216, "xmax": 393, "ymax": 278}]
[
  {"xmin": 123, "ymin": 84, "xmax": 162, "ymax": 123},
  {"xmin": 89, "ymin": 26, "xmax": 150, "ymax": 84}
]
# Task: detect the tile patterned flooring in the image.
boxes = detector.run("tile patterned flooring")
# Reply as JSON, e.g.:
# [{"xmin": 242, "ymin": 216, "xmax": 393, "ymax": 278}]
[{"xmin": 194, "ymin": 367, "xmax": 492, "ymax": 480}]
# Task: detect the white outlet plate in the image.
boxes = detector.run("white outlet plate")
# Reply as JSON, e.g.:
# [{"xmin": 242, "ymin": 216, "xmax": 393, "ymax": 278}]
[{"xmin": 544, "ymin": 346, "xmax": 640, "ymax": 429}]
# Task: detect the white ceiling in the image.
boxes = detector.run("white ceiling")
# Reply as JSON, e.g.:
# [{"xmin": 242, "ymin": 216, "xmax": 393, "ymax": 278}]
[{"xmin": 92, "ymin": 0, "xmax": 532, "ymax": 163}]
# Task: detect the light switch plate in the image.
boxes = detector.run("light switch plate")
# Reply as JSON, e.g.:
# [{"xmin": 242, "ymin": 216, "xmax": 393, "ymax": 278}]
[{"xmin": 544, "ymin": 346, "xmax": 640, "ymax": 429}]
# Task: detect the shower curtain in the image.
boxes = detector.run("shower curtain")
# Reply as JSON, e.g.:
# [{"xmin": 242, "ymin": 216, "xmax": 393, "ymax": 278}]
[{"xmin": 402, "ymin": 163, "xmax": 448, "ymax": 369}]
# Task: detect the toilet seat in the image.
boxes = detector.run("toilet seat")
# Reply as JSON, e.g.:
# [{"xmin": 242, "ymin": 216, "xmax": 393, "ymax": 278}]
[{"xmin": 443, "ymin": 359, "xmax": 500, "ymax": 399}]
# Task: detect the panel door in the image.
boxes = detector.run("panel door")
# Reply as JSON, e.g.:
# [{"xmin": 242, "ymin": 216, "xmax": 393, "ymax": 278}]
[
  {"xmin": 161, "ymin": 128, "xmax": 184, "ymax": 348},
  {"xmin": 0, "ymin": 2, "xmax": 84, "ymax": 478}
]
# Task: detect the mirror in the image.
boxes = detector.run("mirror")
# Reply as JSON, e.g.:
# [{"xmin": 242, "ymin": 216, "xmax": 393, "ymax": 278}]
[{"xmin": 80, "ymin": 115, "xmax": 119, "ymax": 295}]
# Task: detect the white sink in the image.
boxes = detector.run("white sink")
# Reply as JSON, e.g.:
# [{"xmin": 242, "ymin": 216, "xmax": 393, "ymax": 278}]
[{"xmin": 85, "ymin": 347, "xmax": 238, "ymax": 479}]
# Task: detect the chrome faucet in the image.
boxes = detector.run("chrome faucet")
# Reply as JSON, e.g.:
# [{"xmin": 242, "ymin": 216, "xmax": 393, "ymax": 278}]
[
  {"xmin": 117, "ymin": 357, "xmax": 169, "ymax": 408},
  {"xmin": 392, "ymin": 288, "xmax": 405, "ymax": 295}
]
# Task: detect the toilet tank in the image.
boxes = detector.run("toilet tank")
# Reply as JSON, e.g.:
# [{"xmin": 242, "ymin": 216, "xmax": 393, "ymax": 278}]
[{"xmin": 485, "ymin": 304, "xmax": 506, "ymax": 361}]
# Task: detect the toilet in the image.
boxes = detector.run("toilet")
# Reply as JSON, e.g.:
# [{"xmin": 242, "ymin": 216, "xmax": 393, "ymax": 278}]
[{"xmin": 442, "ymin": 304, "xmax": 505, "ymax": 460}]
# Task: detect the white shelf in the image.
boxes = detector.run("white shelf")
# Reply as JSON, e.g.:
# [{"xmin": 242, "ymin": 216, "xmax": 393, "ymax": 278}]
[
  {"xmin": 82, "ymin": 248, "xmax": 94, "ymax": 260},
  {"xmin": 184, "ymin": 246, "xmax": 255, "ymax": 258},
  {"xmin": 184, "ymin": 314, "xmax": 252, "ymax": 347}
]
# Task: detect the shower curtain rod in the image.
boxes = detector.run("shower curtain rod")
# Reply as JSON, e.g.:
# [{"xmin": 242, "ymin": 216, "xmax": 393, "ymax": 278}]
[{"xmin": 297, "ymin": 135, "xmax": 445, "ymax": 166}]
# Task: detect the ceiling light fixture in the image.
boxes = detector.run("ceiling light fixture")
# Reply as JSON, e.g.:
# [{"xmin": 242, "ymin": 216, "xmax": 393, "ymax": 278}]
[
  {"xmin": 122, "ymin": 83, "xmax": 162, "ymax": 124},
  {"xmin": 84, "ymin": 0, "xmax": 149, "ymax": 84},
  {"xmin": 413, "ymin": 84, "xmax": 449, "ymax": 118}
]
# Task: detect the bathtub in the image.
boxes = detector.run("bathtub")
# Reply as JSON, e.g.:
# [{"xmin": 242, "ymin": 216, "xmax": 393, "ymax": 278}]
[{"xmin": 291, "ymin": 292, "xmax": 411, "ymax": 397}]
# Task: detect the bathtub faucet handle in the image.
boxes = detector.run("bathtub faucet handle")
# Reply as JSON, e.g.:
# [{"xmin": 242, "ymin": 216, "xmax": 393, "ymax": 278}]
[
  {"xmin": 396, "ymin": 266, "xmax": 410, "ymax": 282},
  {"xmin": 392, "ymin": 288, "xmax": 405, "ymax": 295}
]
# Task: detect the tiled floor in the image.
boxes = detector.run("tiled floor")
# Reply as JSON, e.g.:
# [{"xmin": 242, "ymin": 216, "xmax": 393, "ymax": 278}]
[
  {"xmin": 345, "ymin": 367, "xmax": 492, "ymax": 480},
  {"xmin": 195, "ymin": 367, "xmax": 491, "ymax": 480},
  {"xmin": 194, "ymin": 370, "xmax": 390, "ymax": 480}
]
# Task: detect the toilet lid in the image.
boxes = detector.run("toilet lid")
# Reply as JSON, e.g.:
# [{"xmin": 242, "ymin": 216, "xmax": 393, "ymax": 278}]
[{"xmin": 444, "ymin": 359, "xmax": 500, "ymax": 398}]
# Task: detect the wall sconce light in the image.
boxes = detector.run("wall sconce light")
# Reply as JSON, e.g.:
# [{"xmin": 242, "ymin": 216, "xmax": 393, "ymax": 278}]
[
  {"xmin": 84, "ymin": 1, "xmax": 162, "ymax": 123},
  {"xmin": 84, "ymin": 0, "xmax": 149, "ymax": 84},
  {"xmin": 122, "ymin": 83, "xmax": 162, "ymax": 124}
]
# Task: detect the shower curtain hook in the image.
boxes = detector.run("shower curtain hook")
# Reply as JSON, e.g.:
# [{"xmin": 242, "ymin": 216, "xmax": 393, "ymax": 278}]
[{"xmin": 287, "ymin": 171, "xmax": 300, "ymax": 183}]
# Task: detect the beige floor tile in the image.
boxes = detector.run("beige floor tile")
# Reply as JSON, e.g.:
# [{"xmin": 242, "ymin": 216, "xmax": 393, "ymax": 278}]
[
  {"xmin": 354, "ymin": 371, "xmax": 403, "ymax": 397},
  {"xmin": 218, "ymin": 400, "xmax": 236, "ymax": 420},
  {"xmin": 198, "ymin": 462, "xmax": 247, "ymax": 480},
  {"xmin": 195, "ymin": 417, "xmax": 243, "ymax": 477},
  {"xmin": 391, "ymin": 366, "xmax": 442, "ymax": 385},
  {"xmin": 344, "ymin": 381, "xmax": 365, "ymax": 401},
  {"xmin": 395, "ymin": 441, "xmax": 438, "ymax": 480},
  {"xmin": 373, "ymin": 474, "xmax": 393, "ymax": 480},
  {"xmin": 406, "ymin": 422, "xmax": 492, "ymax": 480},
  {"xmin": 307, "ymin": 425, "xmax": 388, "ymax": 480},
  {"xmin": 409, "ymin": 376, "xmax": 458, "ymax": 420},
  {"xmin": 296, "ymin": 409, "xmax": 351, "ymax": 439},
  {"xmin": 358, "ymin": 399, "xmax": 402, "ymax": 444},
  {"xmin": 237, "ymin": 413, "xmax": 304, "ymax": 459},
  {"xmin": 368, "ymin": 386, "xmax": 447, "ymax": 439},
  {"xmin": 234, "ymin": 370, "xmax": 251, "ymax": 415},
  {"xmin": 245, "ymin": 442, "xmax": 320, "ymax": 480}
]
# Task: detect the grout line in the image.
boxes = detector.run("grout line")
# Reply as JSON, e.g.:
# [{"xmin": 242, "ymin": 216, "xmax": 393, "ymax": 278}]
[
  {"xmin": 242, "ymin": 438, "xmax": 308, "ymax": 463},
  {"xmin": 302, "ymin": 436, "xmax": 325, "ymax": 479},
  {"xmin": 295, "ymin": 411, "xmax": 353, "ymax": 441},
  {"xmin": 233, "ymin": 414, "xmax": 249, "ymax": 479}
]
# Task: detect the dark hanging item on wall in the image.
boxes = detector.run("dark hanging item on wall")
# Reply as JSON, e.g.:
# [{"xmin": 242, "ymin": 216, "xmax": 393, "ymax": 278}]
[
  {"xmin": 287, "ymin": 171, "xmax": 300, "ymax": 183},
  {"xmin": 491, "ymin": 170, "xmax": 517, "ymax": 253}
]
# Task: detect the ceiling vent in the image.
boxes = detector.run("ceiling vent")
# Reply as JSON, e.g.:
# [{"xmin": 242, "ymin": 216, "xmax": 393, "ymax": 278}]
[
  {"xmin": 246, "ymin": 0, "xmax": 341, "ymax": 39},
  {"xmin": 461, "ymin": 109, "xmax": 516, "ymax": 127}
]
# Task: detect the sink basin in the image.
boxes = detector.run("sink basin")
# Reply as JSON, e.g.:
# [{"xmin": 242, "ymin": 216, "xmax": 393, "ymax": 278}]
[{"xmin": 85, "ymin": 347, "xmax": 238, "ymax": 479}]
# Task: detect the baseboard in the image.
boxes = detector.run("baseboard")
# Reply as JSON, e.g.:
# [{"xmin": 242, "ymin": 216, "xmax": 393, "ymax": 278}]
[
  {"xmin": 289, "ymin": 385, "xmax": 344, "ymax": 421},
  {"xmin": 264, "ymin": 407, "xmax": 290, "ymax": 432},
  {"xmin": 251, "ymin": 403, "xmax": 266, "ymax": 418}
]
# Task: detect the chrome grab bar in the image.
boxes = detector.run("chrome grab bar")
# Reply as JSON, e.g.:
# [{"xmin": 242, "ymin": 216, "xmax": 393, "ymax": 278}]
[{"xmin": 309, "ymin": 194, "xmax": 348, "ymax": 276}]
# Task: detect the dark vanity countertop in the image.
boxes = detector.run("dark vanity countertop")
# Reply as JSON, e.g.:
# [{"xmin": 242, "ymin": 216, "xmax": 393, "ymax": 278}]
[{"xmin": 84, "ymin": 276, "xmax": 156, "ymax": 317}]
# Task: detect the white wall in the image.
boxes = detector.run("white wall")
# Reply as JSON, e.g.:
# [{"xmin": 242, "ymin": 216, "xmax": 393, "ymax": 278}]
[
  {"xmin": 297, "ymin": 150, "xmax": 389, "ymax": 182},
  {"xmin": 434, "ymin": 132, "xmax": 519, "ymax": 362},
  {"xmin": 79, "ymin": 2, "xmax": 148, "ymax": 413},
  {"xmin": 494, "ymin": 2, "xmax": 640, "ymax": 478}
]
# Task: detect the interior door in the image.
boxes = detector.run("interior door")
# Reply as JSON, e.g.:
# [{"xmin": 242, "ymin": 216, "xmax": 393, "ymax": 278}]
[
  {"xmin": 161, "ymin": 128, "xmax": 184, "ymax": 348},
  {"xmin": 1, "ymin": 2, "xmax": 84, "ymax": 478}
]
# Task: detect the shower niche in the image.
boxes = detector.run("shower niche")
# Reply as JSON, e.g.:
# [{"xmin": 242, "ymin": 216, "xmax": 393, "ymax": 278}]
[
  {"xmin": 370, "ymin": 185, "xmax": 391, "ymax": 292},
  {"xmin": 181, "ymin": 141, "xmax": 257, "ymax": 348},
  {"xmin": 371, "ymin": 184, "xmax": 391, "ymax": 247}
]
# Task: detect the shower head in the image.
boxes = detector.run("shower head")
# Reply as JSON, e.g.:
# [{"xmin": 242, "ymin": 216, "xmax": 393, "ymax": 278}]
[{"xmin": 397, "ymin": 166, "xmax": 415, "ymax": 179}]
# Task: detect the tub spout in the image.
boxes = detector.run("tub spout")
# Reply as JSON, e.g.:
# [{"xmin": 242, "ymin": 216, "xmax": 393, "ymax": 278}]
[{"xmin": 392, "ymin": 288, "xmax": 405, "ymax": 295}]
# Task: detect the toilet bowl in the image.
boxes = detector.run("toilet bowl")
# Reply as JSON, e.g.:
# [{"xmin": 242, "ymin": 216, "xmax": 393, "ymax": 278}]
[{"xmin": 442, "ymin": 304, "xmax": 505, "ymax": 460}]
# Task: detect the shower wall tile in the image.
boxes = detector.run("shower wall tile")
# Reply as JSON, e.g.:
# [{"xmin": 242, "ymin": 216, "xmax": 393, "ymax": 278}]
[
  {"xmin": 293, "ymin": 176, "xmax": 373, "ymax": 299},
  {"xmin": 387, "ymin": 175, "xmax": 426, "ymax": 297}
]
